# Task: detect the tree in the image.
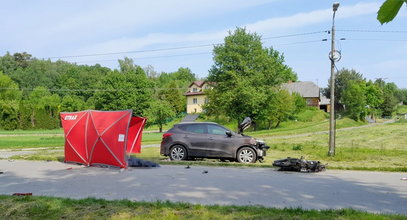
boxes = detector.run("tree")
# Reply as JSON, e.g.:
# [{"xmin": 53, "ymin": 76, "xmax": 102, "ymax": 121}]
[
  {"xmin": 377, "ymin": 0, "xmax": 407, "ymax": 24},
  {"xmin": 13, "ymin": 52, "xmax": 32, "ymax": 68},
  {"xmin": 263, "ymin": 89, "xmax": 295, "ymax": 129},
  {"xmin": 341, "ymin": 80, "xmax": 367, "ymax": 121},
  {"xmin": 27, "ymin": 86, "xmax": 60, "ymax": 128},
  {"xmin": 0, "ymin": 72, "xmax": 22, "ymax": 130},
  {"xmin": 157, "ymin": 67, "xmax": 197, "ymax": 89},
  {"xmin": 377, "ymin": 82, "xmax": 399, "ymax": 117},
  {"xmin": 365, "ymin": 81, "xmax": 384, "ymax": 119},
  {"xmin": 0, "ymin": 71, "xmax": 21, "ymax": 101},
  {"xmin": 118, "ymin": 57, "xmax": 145, "ymax": 75},
  {"xmin": 93, "ymin": 70, "xmax": 153, "ymax": 115},
  {"xmin": 60, "ymin": 95, "xmax": 87, "ymax": 112},
  {"xmin": 324, "ymin": 68, "xmax": 364, "ymax": 111},
  {"xmin": 144, "ymin": 65, "xmax": 159, "ymax": 79},
  {"xmin": 206, "ymin": 28, "xmax": 297, "ymax": 127},
  {"xmin": 158, "ymin": 81, "xmax": 186, "ymax": 114},
  {"xmin": 144, "ymin": 100, "xmax": 175, "ymax": 132},
  {"xmin": 399, "ymin": 89, "xmax": 407, "ymax": 104}
]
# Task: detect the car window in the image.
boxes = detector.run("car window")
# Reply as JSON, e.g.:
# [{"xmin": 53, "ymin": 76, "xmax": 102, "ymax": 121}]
[
  {"xmin": 179, "ymin": 124, "xmax": 206, "ymax": 134},
  {"xmin": 207, "ymin": 124, "xmax": 229, "ymax": 135}
]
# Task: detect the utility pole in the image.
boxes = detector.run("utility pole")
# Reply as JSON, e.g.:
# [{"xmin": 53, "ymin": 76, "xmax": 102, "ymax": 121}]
[{"xmin": 328, "ymin": 2, "xmax": 340, "ymax": 156}]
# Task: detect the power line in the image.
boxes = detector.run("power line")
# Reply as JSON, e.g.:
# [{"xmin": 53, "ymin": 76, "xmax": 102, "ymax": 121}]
[
  {"xmin": 47, "ymin": 29, "xmax": 406, "ymax": 60},
  {"xmin": 337, "ymin": 29, "xmax": 407, "ymax": 33},
  {"xmin": 73, "ymin": 52, "xmax": 211, "ymax": 64},
  {"xmin": 49, "ymin": 44, "xmax": 214, "ymax": 59},
  {"xmin": 274, "ymin": 39, "xmax": 327, "ymax": 46},
  {"xmin": 344, "ymin": 38, "xmax": 407, "ymax": 42},
  {"xmin": 49, "ymin": 31, "xmax": 328, "ymax": 60},
  {"xmin": 263, "ymin": 31, "xmax": 328, "ymax": 39},
  {"xmin": 68, "ymin": 39, "xmax": 329, "ymax": 64}
]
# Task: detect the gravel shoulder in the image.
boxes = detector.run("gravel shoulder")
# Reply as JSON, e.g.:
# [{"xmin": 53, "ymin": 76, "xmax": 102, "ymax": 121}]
[{"xmin": 0, "ymin": 160, "xmax": 406, "ymax": 214}]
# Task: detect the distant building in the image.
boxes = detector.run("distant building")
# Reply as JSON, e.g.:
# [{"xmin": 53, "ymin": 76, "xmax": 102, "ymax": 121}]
[
  {"xmin": 281, "ymin": 81, "xmax": 330, "ymax": 112},
  {"xmin": 184, "ymin": 81, "xmax": 213, "ymax": 114}
]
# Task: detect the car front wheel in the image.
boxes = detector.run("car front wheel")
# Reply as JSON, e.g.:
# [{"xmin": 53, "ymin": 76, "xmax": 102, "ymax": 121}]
[
  {"xmin": 169, "ymin": 145, "xmax": 187, "ymax": 161},
  {"xmin": 237, "ymin": 147, "xmax": 256, "ymax": 163}
]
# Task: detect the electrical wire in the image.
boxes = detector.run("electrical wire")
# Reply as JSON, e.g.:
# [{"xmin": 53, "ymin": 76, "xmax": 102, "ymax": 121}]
[
  {"xmin": 343, "ymin": 38, "xmax": 407, "ymax": 42},
  {"xmin": 48, "ymin": 44, "xmax": 214, "ymax": 59},
  {"xmin": 49, "ymin": 31, "xmax": 329, "ymax": 60},
  {"xmin": 262, "ymin": 31, "xmax": 327, "ymax": 39},
  {"xmin": 73, "ymin": 52, "xmax": 211, "ymax": 64},
  {"xmin": 46, "ymin": 29, "xmax": 406, "ymax": 61},
  {"xmin": 68, "ymin": 39, "xmax": 329, "ymax": 64},
  {"xmin": 336, "ymin": 29, "xmax": 407, "ymax": 33}
]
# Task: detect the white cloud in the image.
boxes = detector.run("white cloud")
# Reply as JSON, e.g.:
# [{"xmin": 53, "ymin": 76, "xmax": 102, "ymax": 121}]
[
  {"xmin": 47, "ymin": 0, "xmax": 274, "ymax": 38},
  {"xmin": 71, "ymin": 2, "xmax": 381, "ymax": 58},
  {"xmin": 245, "ymin": 2, "xmax": 380, "ymax": 33}
]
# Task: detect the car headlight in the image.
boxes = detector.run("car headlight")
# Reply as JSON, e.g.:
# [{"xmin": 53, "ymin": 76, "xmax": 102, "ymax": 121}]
[{"xmin": 256, "ymin": 139, "xmax": 265, "ymax": 145}]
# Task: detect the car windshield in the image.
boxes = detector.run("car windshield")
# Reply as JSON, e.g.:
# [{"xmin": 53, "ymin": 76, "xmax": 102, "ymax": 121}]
[{"xmin": 207, "ymin": 124, "xmax": 229, "ymax": 135}]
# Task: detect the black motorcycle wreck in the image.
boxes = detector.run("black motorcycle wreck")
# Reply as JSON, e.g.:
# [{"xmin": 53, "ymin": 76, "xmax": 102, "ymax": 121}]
[{"xmin": 272, "ymin": 157, "xmax": 327, "ymax": 172}]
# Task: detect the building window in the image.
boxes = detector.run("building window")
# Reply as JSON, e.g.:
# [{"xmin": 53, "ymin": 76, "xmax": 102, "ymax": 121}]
[
  {"xmin": 192, "ymin": 88, "xmax": 197, "ymax": 92},
  {"xmin": 193, "ymin": 98, "xmax": 197, "ymax": 104}
]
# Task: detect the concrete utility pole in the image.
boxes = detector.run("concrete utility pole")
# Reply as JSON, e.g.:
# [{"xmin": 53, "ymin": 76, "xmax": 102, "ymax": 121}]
[{"xmin": 328, "ymin": 2, "xmax": 340, "ymax": 156}]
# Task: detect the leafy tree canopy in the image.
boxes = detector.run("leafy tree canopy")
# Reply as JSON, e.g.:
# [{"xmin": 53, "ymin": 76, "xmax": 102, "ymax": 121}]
[
  {"xmin": 0, "ymin": 71, "xmax": 21, "ymax": 101},
  {"xmin": 206, "ymin": 27, "xmax": 297, "ymax": 125}
]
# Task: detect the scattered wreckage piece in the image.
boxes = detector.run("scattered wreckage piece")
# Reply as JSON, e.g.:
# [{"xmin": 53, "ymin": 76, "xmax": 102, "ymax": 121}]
[
  {"xmin": 273, "ymin": 157, "xmax": 326, "ymax": 172},
  {"xmin": 127, "ymin": 157, "xmax": 160, "ymax": 168}
]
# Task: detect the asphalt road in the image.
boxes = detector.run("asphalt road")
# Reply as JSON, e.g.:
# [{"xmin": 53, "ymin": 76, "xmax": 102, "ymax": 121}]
[{"xmin": 0, "ymin": 160, "xmax": 406, "ymax": 214}]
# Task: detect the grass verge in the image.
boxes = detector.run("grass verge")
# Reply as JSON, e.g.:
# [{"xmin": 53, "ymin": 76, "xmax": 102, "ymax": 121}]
[
  {"xmin": 3, "ymin": 117, "xmax": 406, "ymax": 172},
  {"xmin": 0, "ymin": 132, "xmax": 162, "ymax": 150},
  {"xmin": 0, "ymin": 195, "xmax": 405, "ymax": 220}
]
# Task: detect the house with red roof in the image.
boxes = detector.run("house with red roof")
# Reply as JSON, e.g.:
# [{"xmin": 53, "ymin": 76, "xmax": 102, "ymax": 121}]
[{"xmin": 184, "ymin": 80, "xmax": 212, "ymax": 113}]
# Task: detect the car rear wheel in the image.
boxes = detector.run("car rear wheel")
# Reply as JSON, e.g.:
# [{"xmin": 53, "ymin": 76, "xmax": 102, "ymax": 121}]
[
  {"xmin": 169, "ymin": 145, "xmax": 187, "ymax": 161},
  {"xmin": 237, "ymin": 147, "xmax": 256, "ymax": 163}
]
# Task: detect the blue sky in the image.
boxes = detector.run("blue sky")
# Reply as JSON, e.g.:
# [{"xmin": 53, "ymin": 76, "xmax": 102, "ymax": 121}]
[{"xmin": 1, "ymin": 0, "xmax": 406, "ymax": 88}]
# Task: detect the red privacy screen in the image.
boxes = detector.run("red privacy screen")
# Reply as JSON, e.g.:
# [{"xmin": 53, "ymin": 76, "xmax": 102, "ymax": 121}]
[{"xmin": 60, "ymin": 110, "xmax": 146, "ymax": 168}]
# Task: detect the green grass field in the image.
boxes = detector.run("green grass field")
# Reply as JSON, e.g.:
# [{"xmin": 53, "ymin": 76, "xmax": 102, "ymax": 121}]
[
  {"xmin": 5, "ymin": 119, "xmax": 407, "ymax": 172},
  {"xmin": 0, "ymin": 132, "xmax": 162, "ymax": 150},
  {"xmin": 2, "ymin": 108, "xmax": 406, "ymax": 172},
  {"xmin": 1, "ymin": 196, "xmax": 405, "ymax": 220}
]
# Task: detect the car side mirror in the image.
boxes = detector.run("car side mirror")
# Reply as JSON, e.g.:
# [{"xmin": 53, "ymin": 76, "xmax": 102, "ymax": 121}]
[{"xmin": 225, "ymin": 130, "xmax": 232, "ymax": 137}]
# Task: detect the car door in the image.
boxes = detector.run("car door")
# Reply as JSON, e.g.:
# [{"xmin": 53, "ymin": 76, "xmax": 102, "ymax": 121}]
[
  {"xmin": 206, "ymin": 124, "xmax": 235, "ymax": 158},
  {"xmin": 178, "ymin": 124, "xmax": 208, "ymax": 157}
]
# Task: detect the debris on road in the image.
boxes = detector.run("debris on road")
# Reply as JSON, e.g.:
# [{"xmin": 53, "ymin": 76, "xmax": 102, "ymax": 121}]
[
  {"xmin": 127, "ymin": 157, "xmax": 160, "ymax": 168},
  {"xmin": 185, "ymin": 165, "xmax": 191, "ymax": 169},
  {"xmin": 202, "ymin": 170, "xmax": 208, "ymax": 174},
  {"xmin": 12, "ymin": 193, "xmax": 32, "ymax": 196},
  {"xmin": 273, "ymin": 157, "xmax": 326, "ymax": 172},
  {"xmin": 401, "ymin": 177, "xmax": 407, "ymax": 181}
]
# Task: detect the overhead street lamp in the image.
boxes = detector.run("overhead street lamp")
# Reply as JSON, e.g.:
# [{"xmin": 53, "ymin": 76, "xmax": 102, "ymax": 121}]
[{"xmin": 328, "ymin": 2, "xmax": 340, "ymax": 156}]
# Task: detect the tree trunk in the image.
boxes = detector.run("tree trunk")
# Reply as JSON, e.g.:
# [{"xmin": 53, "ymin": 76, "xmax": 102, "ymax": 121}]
[
  {"xmin": 275, "ymin": 120, "xmax": 281, "ymax": 128},
  {"xmin": 31, "ymin": 109, "xmax": 35, "ymax": 128},
  {"xmin": 159, "ymin": 125, "xmax": 163, "ymax": 133}
]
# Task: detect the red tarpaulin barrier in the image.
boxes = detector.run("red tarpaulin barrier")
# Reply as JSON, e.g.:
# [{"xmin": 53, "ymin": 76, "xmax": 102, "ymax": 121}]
[{"xmin": 60, "ymin": 110, "xmax": 146, "ymax": 168}]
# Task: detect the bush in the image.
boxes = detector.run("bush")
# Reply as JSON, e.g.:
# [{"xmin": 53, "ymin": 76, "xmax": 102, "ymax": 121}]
[
  {"xmin": 296, "ymin": 108, "xmax": 328, "ymax": 122},
  {"xmin": 292, "ymin": 144, "xmax": 303, "ymax": 151}
]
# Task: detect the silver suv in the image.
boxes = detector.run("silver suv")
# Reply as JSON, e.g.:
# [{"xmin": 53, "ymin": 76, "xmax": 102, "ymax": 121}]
[{"xmin": 160, "ymin": 122, "xmax": 269, "ymax": 163}]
